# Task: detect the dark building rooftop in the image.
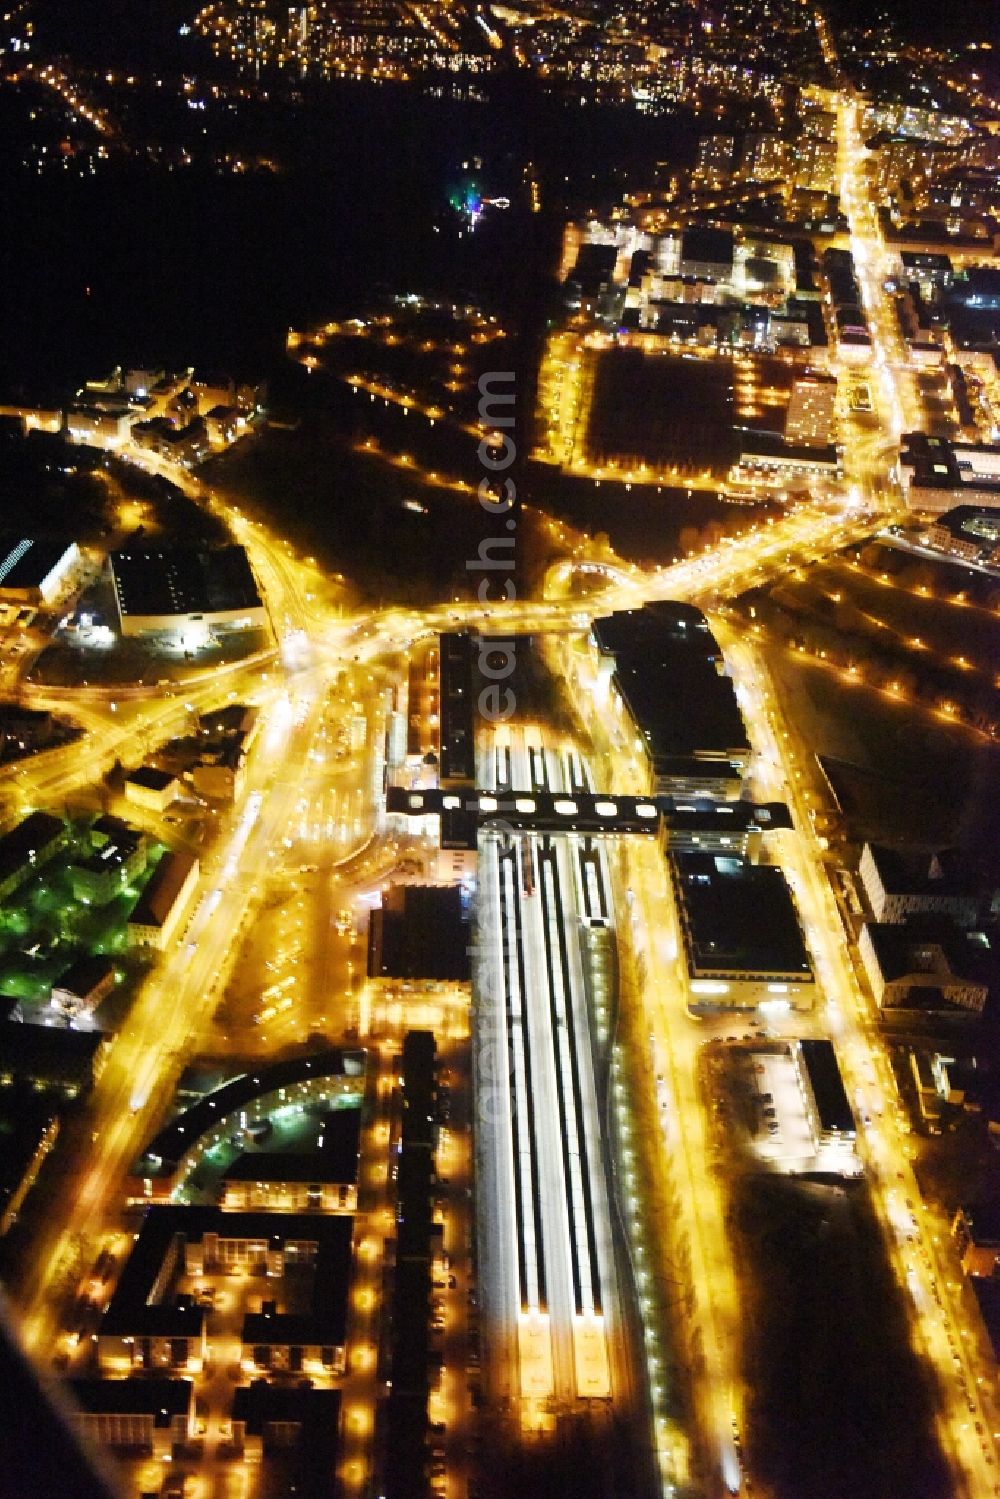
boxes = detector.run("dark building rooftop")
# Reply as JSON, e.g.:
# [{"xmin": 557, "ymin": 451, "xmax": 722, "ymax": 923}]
[
  {"xmin": 799, "ymin": 1039, "xmax": 855, "ymax": 1135},
  {"xmin": 68, "ymin": 1377, "xmax": 192, "ymax": 1423},
  {"xmin": 53, "ymin": 955, "xmax": 116, "ymax": 1000},
  {"xmin": 127, "ymin": 850, "xmax": 197, "ymax": 930},
  {"xmin": 671, "ymin": 852, "xmax": 813, "ymax": 978},
  {"xmin": 368, "ymin": 885, "xmax": 470, "ymax": 982},
  {"xmin": 613, "ymin": 658, "xmax": 750, "ymax": 766},
  {"xmin": 383, "ymin": 1030, "xmax": 436, "ymax": 1499},
  {"xmin": 110, "ymin": 546, "xmax": 261, "ymax": 620},
  {"xmin": 438, "ymin": 632, "xmax": 476, "ymax": 786},
  {"xmin": 568, "ymin": 243, "xmax": 618, "ymax": 293},
  {"xmin": 0, "ymin": 537, "xmax": 74, "ymax": 592},
  {"xmin": 0, "ymin": 1089, "xmax": 58, "ymax": 1227},
  {"xmin": 591, "ymin": 601, "xmax": 721, "ymax": 662},
  {"xmin": 865, "ymin": 843, "xmax": 980, "ymax": 905},
  {"xmin": 900, "ymin": 433, "xmax": 1000, "ymax": 497},
  {"xmin": 101, "ymin": 1206, "xmax": 353, "ymax": 1346},
  {"xmin": 971, "ymin": 1278, "xmax": 1000, "ymax": 1362},
  {"xmin": 680, "ymin": 225, "xmax": 735, "ymax": 267},
  {"xmin": 0, "ymin": 811, "xmax": 65, "ymax": 888}
]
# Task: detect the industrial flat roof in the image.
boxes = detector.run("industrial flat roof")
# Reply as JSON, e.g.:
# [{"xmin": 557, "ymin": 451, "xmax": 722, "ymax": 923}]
[
  {"xmin": 367, "ymin": 885, "xmax": 470, "ymax": 981},
  {"xmin": 672, "ymin": 852, "xmax": 813, "ymax": 978},
  {"xmin": 0, "ymin": 1021, "xmax": 106, "ymax": 1088},
  {"xmin": 613, "ymin": 657, "xmax": 750, "ymax": 765},
  {"xmin": 232, "ymin": 1380, "xmax": 340, "ymax": 1437},
  {"xmin": 438, "ymin": 632, "xmax": 476, "ymax": 784},
  {"xmin": 110, "ymin": 545, "xmax": 262, "ymax": 619},
  {"xmin": 591, "ymin": 601, "xmax": 721, "ymax": 662}
]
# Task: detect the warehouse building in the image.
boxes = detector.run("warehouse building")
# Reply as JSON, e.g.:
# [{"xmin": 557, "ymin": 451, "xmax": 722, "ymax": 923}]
[
  {"xmin": 109, "ymin": 546, "xmax": 266, "ymax": 640},
  {"xmin": 368, "ymin": 884, "xmax": 470, "ymax": 982}
]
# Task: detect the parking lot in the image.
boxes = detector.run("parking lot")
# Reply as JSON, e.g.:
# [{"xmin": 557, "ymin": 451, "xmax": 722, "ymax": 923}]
[{"xmin": 749, "ymin": 1050, "xmax": 817, "ymax": 1169}]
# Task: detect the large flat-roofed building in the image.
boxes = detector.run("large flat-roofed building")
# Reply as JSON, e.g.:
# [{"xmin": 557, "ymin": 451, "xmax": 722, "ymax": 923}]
[
  {"xmin": 679, "ymin": 226, "xmax": 734, "ymax": 282},
  {"xmin": 858, "ymin": 843, "xmax": 981, "ymax": 926},
  {"xmin": 437, "ymin": 633, "xmax": 476, "ymax": 788},
  {"xmin": 110, "ymin": 546, "xmax": 266, "ymax": 639},
  {"xmin": 123, "ymin": 767, "xmax": 181, "ymax": 814},
  {"xmin": 367, "ymin": 884, "xmax": 470, "ymax": 982},
  {"xmin": 0, "ymin": 538, "xmax": 79, "ymax": 604},
  {"xmin": 859, "ymin": 919, "xmax": 990, "ymax": 1015},
  {"xmin": 899, "ymin": 433, "xmax": 1000, "ymax": 514},
  {"xmin": 68, "ymin": 1378, "xmax": 193, "ymax": 1458},
  {"xmin": 733, "ymin": 431, "xmax": 842, "ymax": 481},
  {"xmin": 382, "ymin": 1031, "xmax": 437, "ymax": 1499},
  {"xmin": 794, "ymin": 1039, "xmax": 855, "ymax": 1147},
  {"xmin": 127, "ymin": 850, "xmax": 199, "ymax": 949},
  {"xmin": 591, "ymin": 604, "xmax": 750, "ymax": 799},
  {"xmin": 670, "ymin": 851, "xmax": 814, "ymax": 1010},
  {"xmin": 0, "ymin": 811, "xmax": 67, "ymax": 900}
]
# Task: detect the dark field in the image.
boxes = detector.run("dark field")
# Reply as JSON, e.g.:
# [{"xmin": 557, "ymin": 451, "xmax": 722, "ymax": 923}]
[
  {"xmin": 586, "ymin": 349, "xmax": 737, "ymax": 474},
  {"xmin": 766, "ymin": 644, "xmax": 1000, "ymax": 856},
  {"xmin": 731, "ymin": 1174, "xmax": 952, "ymax": 1499}
]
